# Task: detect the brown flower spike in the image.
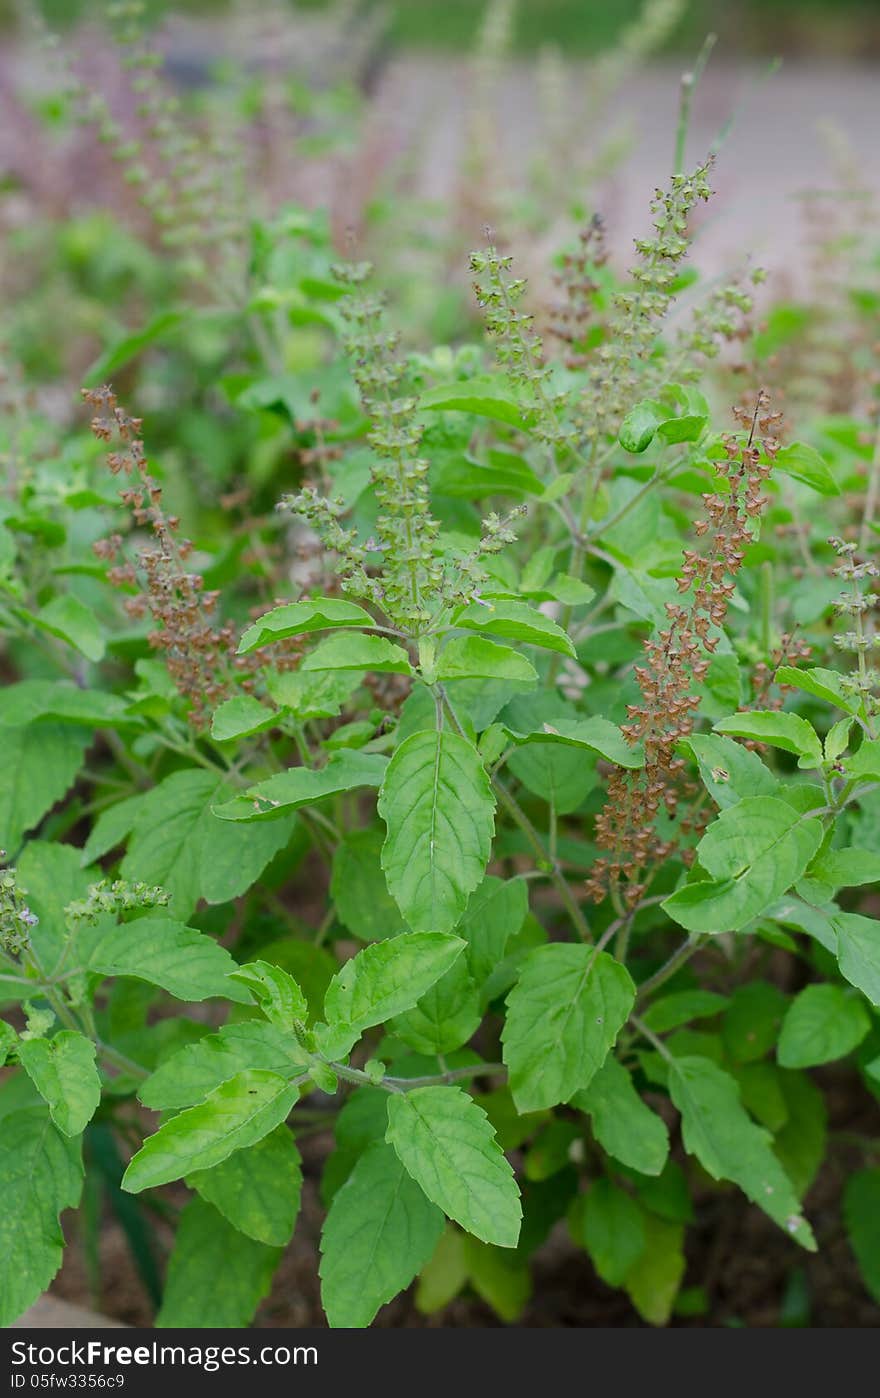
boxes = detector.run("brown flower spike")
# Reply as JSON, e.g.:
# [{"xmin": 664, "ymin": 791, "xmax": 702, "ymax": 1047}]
[
  {"xmin": 84, "ymin": 385, "xmax": 298, "ymax": 727},
  {"xmin": 587, "ymin": 390, "xmax": 780, "ymax": 906}
]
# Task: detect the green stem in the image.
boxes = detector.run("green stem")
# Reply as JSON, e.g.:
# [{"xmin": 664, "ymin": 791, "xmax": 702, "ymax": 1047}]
[
  {"xmin": 387, "ymin": 1062, "xmax": 505, "ymax": 1089},
  {"xmin": 586, "ymin": 459, "xmax": 678, "ymax": 543},
  {"xmin": 314, "ymin": 906, "xmax": 335, "ymax": 946},
  {"xmin": 630, "ymin": 1013, "xmax": 674, "ymax": 1061},
  {"xmin": 674, "ymin": 33, "xmax": 717, "ymax": 175},
  {"xmin": 326, "ymin": 1059, "xmax": 505, "ymax": 1094},
  {"xmin": 636, "ymin": 935, "xmax": 704, "ymax": 1003},
  {"xmin": 153, "ymin": 732, "xmax": 227, "ymax": 776},
  {"xmin": 96, "ymin": 1040, "xmax": 149, "ymax": 1082},
  {"xmin": 493, "ymin": 777, "xmax": 592, "ymax": 943}
]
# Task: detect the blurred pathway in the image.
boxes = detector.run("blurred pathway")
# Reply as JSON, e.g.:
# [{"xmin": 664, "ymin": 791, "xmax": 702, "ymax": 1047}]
[{"xmin": 368, "ymin": 58, "xmax": 880, "ymax": 286}]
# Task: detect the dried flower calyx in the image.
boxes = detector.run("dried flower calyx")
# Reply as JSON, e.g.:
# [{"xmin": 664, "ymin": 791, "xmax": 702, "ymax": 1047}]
[
  {"xmin": 85, "ymin": 385, "xmax": 298, "ymax": 725},
  {"xmin": 588, "ymin": 390, "xmax": 780, "ymax": 905},
  {"xmin": 547, "ymin": 215, "xmax": 609, "ymax": 371}
]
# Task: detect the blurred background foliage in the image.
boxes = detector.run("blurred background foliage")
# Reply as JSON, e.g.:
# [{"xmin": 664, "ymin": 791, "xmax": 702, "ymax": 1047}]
[{"xmin": 5, "ymin": 0, "xmax": 880, "ymax": 56}]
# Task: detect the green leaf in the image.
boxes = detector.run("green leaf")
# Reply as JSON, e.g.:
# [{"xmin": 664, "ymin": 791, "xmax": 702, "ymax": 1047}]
[
  {"xmin": 320, "ymin": 1140, "xmax": 444, "ymax": 1327},
  {"xmin": 826, "ymin": 718, "xmax": 854, "ymax": 769},
  {"xmin": 665, "ymin": 1028, "xmax": 724, "ymax": 1067},
  {"xmin": 733, "ymin": 1062, "xmax": 789, "ymax": 1131},
  {"xmin": 778, "ymin": 984, "xmax": 870, "ymax": 1067},
  {"xmin": 210, "ymin": 696, "xmax": 277, "ymax": 742},
  {"xmin": 35, "ymin": 594, "xmax": 105, "ymax": 662},
  {"xmin": 773, "ymin": 1070, "xmax": 827, "ymax": 1198},
  {"xmin": 619, "ymin": 400, "xmax": 662, "ymax": 453},
  {"xmin": 541, "ymin": 473, "xmax": 574, "ymax": 503},
  {"xmin": 642, "ymin": 989, "xmax": 729, "ymax": 1033},
  {"xmin": 333, "ymin": 1086, "xmax": 390, "ymax": 1157},
  {"xmin": 624, "ymin": 1215, "xmax": 686, "ymax": 1326},
  {"xmin": 843, "ymin": 1169, "xmax": 880, "ymax": 1304},
  {"xmin": 187, "ymin": 1126, "xmax": 302, "ymax": 1246},
  {"xmin": 302, "ymin": 631, "xmax": 413, "ymax": 675},
  {"xmin": 81, "ymin": 794, "xmax": 146, "ymax": 864},
  {"xmin": 576, "ymin": 1179, "xmax": 646, "ymax": 1285},
  {"xmin": 86, "ymin": 309, "xmax": 185, "ymax": 383},
  {"xmin": 215, "ymin": 751, "xmax": 387, "ymax": 823},
  {"xmin": 330, "ymin": 826, "xmax": 407, "ymax": 941},
  {"xmin": 657, "ymin": 413, "xmax": 706, "ymax": 444},
  {"xmin": 415, "ymin": 1227, "xmax": 469, "ymax": 1312},
  {"xmin": 397, "ymin": 678, "xmax": 488, "ymax": 741},
  {"xmin": 0, "ymin": 680, "xmax": 134, "ymax": 730},
  {"xmin": 808, "ymin": 847, "xmax": 880, "ymax": 893},
  {"xmin": 78, "ymin": 916, "xmax": 249, "ymax": 1002},
  {"xmin": 458, "ymin": 873, "xmax": 529, "ymax": 991},
  {"xmin": 155, "ymin": 1198, "xmax": 281, "ymax": 1328},
  {"xmin": 0, "ymin": 723, "xmax": 88, "ymax": 853},
  {"xmin": 752, "ymin": 303, "xmax": 812, "ymax": 360},
  {"xmin": 139, "ymin": 1022, "xmax": 308, "ymax": 1111},
  {"xmin": 123, "ymin": 1070, "xmax": 300, "ymax": 1193},
  {"xmin": 432, "ymin": 450, "xmax": 543, "ymax": 499},
  {"xmin": 121, "ymin": 769, "xmax": 296, "ymax": 914},
  {"xmin": 267, "ymin": 667, "xmax": 362, "ymax": 720},
  {"xmin": 454, "ymin": 600, "xmax": 576, "ymax": 658},
  {"xmin": 700, "ymin": 652, "xmax": 743, "ymax": 720},
  {"xmin": 841, "ymin": 738, "xmax": 880, "ymax": 786},
  {"xmin": 535, "ymin": 574, "xmax": 596, "ymax": 607},
  {"xmin": 504, "ymin": 715, "xmax": 643, "ymax": 768},
  {"xmin": 324, "ymin": 719, "xmax": 377, "ymax": 751},
  {"xmin": 669, "ymin": 1056, "xmax": 816, "ymax": 1249},
  {"xmin": 0, "ymin": 1022, "xmax": 16, "ymax": 1066},
  {"xmin": 714, "ymin": 711, "xmax": 823, "ymax": 764},
  {"xmin": 229, "ymin": 961, "xmax": 308, "ymax": 1028},
  {"xmin": 391, "ymin": 957, "xmax": 482, "ymax": 1055},
  {"xmin": 238, "ymin": 596, "xmax": 376, "ymax": 654},
  {"xmin": 634, "ymin": 1160, "xmax": 693, "ymax": 1225},
  {"xmin": 523, "ymin": 1120, "xmax": 579, "ymax": 1181},
  {"xmin": 502, "ymin": 946, "xmax": 635, "ymax": 1112},
  {"xmin": 253, "ymin": 939, "xmax": 337, "ymax": 1019},
  {"xmin": 418, "ymin": 377, "xmax": 533, "ymax": 428},
  {"xmin": 436, "ymin": 635, "xmax": 538, "ymax": 685},
  {"xmin": 463, "ymin": 1236, "xmax": 532, "ymax": 1321},
  {"xmin": 722, "ymin": 982, "xmax": 787, "ymax": 1062},
  {"xmin": 320, "ymin": 1085, "xmax": 389, "ymax": 1203},
  {"xmin": 472, "ymin": 1087, "xmax": 546, "ymax": 1156},
  {"xmin": 15, "ymin": 840, "xmax": 92, "ymax": 969},
  {"xmin": 0, "ymin": 1108, "xmax": 83, "ymax": 1327},
  {"xmin": 321, "ymin": 932, "xmax": 464, "ymax": 1054},
  {"xmin": 773, "ymin": 441, "xmax": 840, "ymax": 496},
  {"xmin": 378, "ymin": 730, "xmax": 495, "ymax": 935},
  {"xmin": 662, "ymin": 796, "xmax": 824, "ymax": 933},
  {"xmin": 508, "ymin": 736, "xmax": 598, "ymax": 814},
  {"xmin": 680, "ymin": 732, "xmax": 778, "ymax": 809},
  {"xmin": 385, "ymin": 1086, "xmax": 521, "ymax": 1247},
  {"xmin": 572, "ymin": 1055, "xmax": 669, "ymax": 1176},
  {"xmin": 774, "ymin": 665, "xmax": 859, "ymax": 714},
  {"xmin": 832, "ymin": 911, "xmax": 880, "ymax": 1006},
  {"xmin": 17, "ymin": 1031, "xmax": 101, "ymax": 1137}
]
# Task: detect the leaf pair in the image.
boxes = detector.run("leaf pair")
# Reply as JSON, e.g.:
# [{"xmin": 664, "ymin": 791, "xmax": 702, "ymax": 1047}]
[{"xmin": 321, "ymin": 1086, "xmax": 521, "ymax": 1327}]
